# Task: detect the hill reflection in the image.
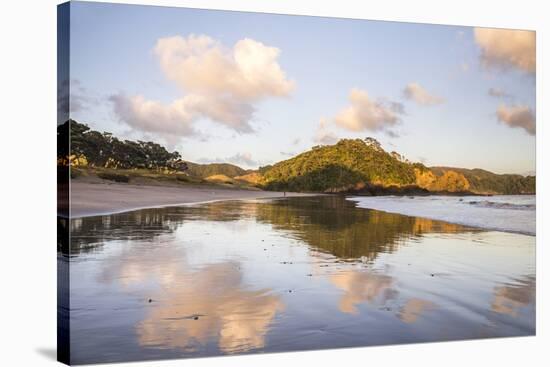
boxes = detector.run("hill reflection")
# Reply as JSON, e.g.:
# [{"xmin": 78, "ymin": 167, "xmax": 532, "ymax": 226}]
[{"xmin": 68, "ymin": 196, "xmax": 478, "ymax": 261}]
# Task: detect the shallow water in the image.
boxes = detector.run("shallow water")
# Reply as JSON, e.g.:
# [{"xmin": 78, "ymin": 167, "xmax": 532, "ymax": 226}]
[
  {"xmin": 66, "ymin": 196, "xmax": 535, "ymax": 364},
  {"xmin": 349, "ymin": 195, "xmax": 536, "ymax": 235}
]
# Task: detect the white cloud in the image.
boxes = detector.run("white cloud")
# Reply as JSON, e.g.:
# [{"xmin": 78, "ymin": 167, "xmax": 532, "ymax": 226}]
[
  {"xmin": 474, "ymin": 28, "xmax": 535, "ymax": 73},
  {"xmin": 496, "ymin": 104, "xmax": 535, "ymax": 135},
  {"xmin": 109, "ymin": 94, "xmax": 198, "ymax": 136},
  {"xmin": 334, "ymin": 89, "xmax": 401, "ymax": 132},
  {"xmin": 112, "ymin": 34, "xmax": 294, "ymax": 137},
  {"xmin": 314, "ymin": 118, "xmax": 339, "ymax": 145},
  {"xmin": 155, "ymin": 35, "xmax": 294, "ymax": 101},
  {"xmin": 198, "ymin": 152, "xmax": 258, "ymax": 168},
  {"xmin": 314, "ymin": 89, "xmax": 403, "ymax": 143},
  {"xmin": 402, "ymin": 83, "xmax": 444, "ymax": 106}
]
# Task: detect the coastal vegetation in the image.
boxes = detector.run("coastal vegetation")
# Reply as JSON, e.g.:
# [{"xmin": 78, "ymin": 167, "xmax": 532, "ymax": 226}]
[
  {"xmin": 58, "ymin": 120, "xmax": 535, "ymax": 195},
  {"xmin": 261, "ymin": 138, "xmax": 535, "ymax": 195}
]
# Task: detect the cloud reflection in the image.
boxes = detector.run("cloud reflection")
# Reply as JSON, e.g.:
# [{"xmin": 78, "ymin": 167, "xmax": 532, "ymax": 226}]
[
  {"xmin": 491, "ymin": 277, "xmax": 535, "ymax": 317},
  {"xmin": 99, "ymin": 244, "xmax": 284, "ymax": 354},
  {"xmin": 330, "ymin": 271, "xmax": 395, "ymax": 314},
  {"xmin": 398, "ymin": 299, "xmax": 435, "ymax": 323},
  {"xmin": 330, "ymin": 270, "xmax": 436, "ymax": 324}
]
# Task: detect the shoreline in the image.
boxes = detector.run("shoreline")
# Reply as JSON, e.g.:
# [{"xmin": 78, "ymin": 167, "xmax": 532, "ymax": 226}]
[
  {"xmin": 67, "ymin": 182, "xmax": 535, "ymax": 237},
  {"xmin": 347, "ymin": 195, "xmax": 535, "ymax": 237},
  {"xmin": 69, "ymin": 181, "xmax": 318, "ymax": 218}
]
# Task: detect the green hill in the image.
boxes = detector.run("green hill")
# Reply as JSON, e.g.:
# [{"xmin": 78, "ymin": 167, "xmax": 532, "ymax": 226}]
[
  {"xmin": 261, "ymin": 138, "xmax": 535, "ymax": 195},
  {"xmin": 60, "ymin": 120, "xmax": 535, "ymax": 195},
  {"xmin": 262, "ymin": 138, "xmax": 417, "ymax": 192},
  {"xmin": 430, "ymin": 166, "xmax": 535, "ymax": 195},
  {"xmin": 186, "ymin": 162, "xmax": 247, "ymax": 179},
  {"xmin": 61, "ymin": 120, "xmax": 247, "ymax": 180}
]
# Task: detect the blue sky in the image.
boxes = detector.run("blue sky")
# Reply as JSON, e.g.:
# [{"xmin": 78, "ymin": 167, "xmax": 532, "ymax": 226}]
[{"xmin": 68, "ymin": 1, "xmax": 536, "ymax": 174}]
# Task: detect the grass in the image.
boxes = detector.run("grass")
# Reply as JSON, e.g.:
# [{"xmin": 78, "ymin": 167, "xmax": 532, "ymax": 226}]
[{"xmin": 73, "ymin": 167, "xmax": 259, "ymax": 190}]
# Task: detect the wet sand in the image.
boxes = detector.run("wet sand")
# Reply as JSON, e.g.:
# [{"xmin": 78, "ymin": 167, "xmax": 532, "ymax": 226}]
[
  {"xmin": 67, "ymin": 196, "xmax": 535, "ymax": 364},
  {"xmin": 70, "ymin": 181, "xmax": 315, "ymax": 218}
]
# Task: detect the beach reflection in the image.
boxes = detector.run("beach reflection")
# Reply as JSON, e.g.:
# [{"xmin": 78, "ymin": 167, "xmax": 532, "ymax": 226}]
[
  {"xmin": 398, "ymin": 299, "xmax": 436, "ymax": 324},
  {"xmin": 330, "ymin": 272, "xmax": 395, "ymax": 314},
  {"xmin": 137, "ymin": 262, "xmax": 284, "ymax": 354},
  {"xmin": 68, "ymin": 196, "xmax": 535, "ymax": 364},
  {"xmin": 491, "ymin": 276, "xmax": 535, "ymax": 317},
  {"xmin": 70, "ymin": 196, "xmax": 476, "ymax": 261},
  {"xmin": 94, "ymin": 241, "xmax": 284, "ymax": 354},
  {"xmin": 330, "ymin": 271, "xmax": 436, "ymax": 324}
]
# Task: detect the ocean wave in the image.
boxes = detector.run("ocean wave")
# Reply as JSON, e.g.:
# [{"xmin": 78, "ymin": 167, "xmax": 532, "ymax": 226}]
[
  {"xmin": 347, "ymin": 195, "xmax": 535, "ymax": 236},
  {"xmin": 466, "ymin": 200, "xmax": 536, "ymax": 211}
]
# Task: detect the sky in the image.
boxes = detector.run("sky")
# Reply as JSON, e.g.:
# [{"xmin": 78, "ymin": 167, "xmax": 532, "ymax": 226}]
[{"xmin": 66, "ymin": 1, "xmax": 536, "ymax": 174}]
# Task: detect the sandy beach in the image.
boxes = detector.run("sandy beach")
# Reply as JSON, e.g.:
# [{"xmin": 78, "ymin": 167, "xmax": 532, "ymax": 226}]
[
  {"xmin": 70, "ymin": 181, "xmax": 315, "ymax": 218},
  {"xmin": 68, "ymin": 196, "xmax": 535, "ymax": 364}
]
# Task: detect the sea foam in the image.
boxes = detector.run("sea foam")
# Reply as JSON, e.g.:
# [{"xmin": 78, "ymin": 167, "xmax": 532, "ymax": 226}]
[{"xmin": 348, "ymin": 195, "xmax": 535, "ymax": 236}]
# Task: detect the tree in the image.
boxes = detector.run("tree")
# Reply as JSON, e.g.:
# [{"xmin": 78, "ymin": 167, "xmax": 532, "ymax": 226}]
[{"xmin": 364, "ymin": 137, "xmax": 382, "ymax": 151}]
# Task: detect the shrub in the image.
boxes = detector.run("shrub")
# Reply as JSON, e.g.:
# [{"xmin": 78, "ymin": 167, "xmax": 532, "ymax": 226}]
[{"xmin": 97, "ymin": 172, "xmax": 130, "ymax": 183}]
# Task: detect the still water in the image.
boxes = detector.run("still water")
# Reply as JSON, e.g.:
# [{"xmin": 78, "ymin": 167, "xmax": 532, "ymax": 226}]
[{"xmin": 65, "ymin": 196, "xmax": 535, "ymax": 364}]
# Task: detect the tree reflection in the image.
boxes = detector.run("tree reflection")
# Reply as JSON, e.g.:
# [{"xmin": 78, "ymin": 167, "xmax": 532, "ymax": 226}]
[
  {"xmin": 69, "ymin": 196, "xmax": 476, "ymax": 262},
  {"xmin": 253, "ymin": 196, "xmax": 475, "ymax": 261}
]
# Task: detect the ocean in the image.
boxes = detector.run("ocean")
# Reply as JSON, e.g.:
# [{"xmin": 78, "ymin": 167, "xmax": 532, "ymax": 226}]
[{"xmin": 348, "ymin": 195, "xmax": 535, "ymax": 236}]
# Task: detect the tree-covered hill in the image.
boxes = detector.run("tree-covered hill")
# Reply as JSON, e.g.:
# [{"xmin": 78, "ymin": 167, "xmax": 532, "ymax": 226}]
[
  {"xmin": 61, "ymin": 120, "xmax": 185, "ymax": 170},
  {"xmin": 59, "ymin": 120, "xmax": 535, "ymax": 195},
  {"xmin": 186, "ymin": 162, "xmax": 247, "ymax": 179},
  {"xmin": 261, "ymin": 138, "xmax": 535, "ymax": 195},
  {"xmin": 429, "ymin": 166, "xmax": 535, "ymax": 195},
  {"xmin": 262, "ymin": 138, "xmax": 417, "ymax": 192},
  {"xmin": 59, "ymin": 120, "xmax": 245, "ymax": 179}
]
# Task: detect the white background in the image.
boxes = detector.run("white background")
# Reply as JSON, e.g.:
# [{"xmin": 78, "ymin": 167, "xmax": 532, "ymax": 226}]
[{"xmin": 0, "ymin": 0, "xmax": 547, "ymax": 366}]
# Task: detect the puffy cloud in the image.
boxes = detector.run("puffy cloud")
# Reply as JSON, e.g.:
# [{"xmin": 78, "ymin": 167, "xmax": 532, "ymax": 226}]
[
  {"xmin": 109, "ymin": 94, "xmax": 198, "ymax": 136},
  {"xmin": 474, "ymin": 28, "xmax": 535, "ymax": 73},
  {"xmin": 314, "ymin": 89, "xmax": 403, "ymax": 143},
  {"xmin": 402, "ymin": 83, "xmax": 444, "ymax": 106},
  {"xmin": 155, "ymin": 35, "xmax": 294, "ymax": 101},
  {"xmin": 334, "ymin": 88, "xmax": 401, "ymax": 132},
  {"xmin": 488, "ymin": 87, "xmax": 511, "ymax": 98},
  {"xmin": 496, "ymin": 104, "xmax": 535, "ymax": 135},
  {"xmin": 112, "ymin": 34, "xmax": 294, "ymax": 137}
]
